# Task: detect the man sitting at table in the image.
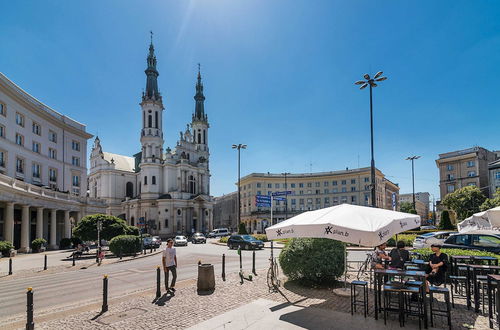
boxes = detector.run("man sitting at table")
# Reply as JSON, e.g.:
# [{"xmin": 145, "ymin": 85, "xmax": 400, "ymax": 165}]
[
  {"xmin": 371, "ymin": 242, "xmax": 391, "ymax": 269},
  {"xmin": 425, "ymin": 244, "xmax": 448, "ymax": 292},
  {"xmin": 388, "ymin": 240, "xmax": 410, "ymax": 269}
]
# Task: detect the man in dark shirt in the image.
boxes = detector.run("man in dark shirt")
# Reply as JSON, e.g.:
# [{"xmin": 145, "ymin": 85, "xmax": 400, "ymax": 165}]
[
  {"xmin": 425, "ymin": 244, "xmax": 448, "ymax": 291},
  {"xmin": 389, "ymin": 240, "xmax": 410, "ymax": 269}
]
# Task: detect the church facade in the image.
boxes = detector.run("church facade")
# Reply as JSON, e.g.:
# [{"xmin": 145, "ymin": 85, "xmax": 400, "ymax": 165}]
[{"xmin": 88, "ymin": 39, "xmax": 213, "ymax": 237}]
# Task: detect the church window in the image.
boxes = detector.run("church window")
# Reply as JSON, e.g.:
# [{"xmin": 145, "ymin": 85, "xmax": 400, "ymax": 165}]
[
  {"xmin": 165, "ymin": 219, "xmax": 168, "ymax": 228},
  {"xmin": 155, "ymin": 112, "xmax": 158, "ymax": 128},
  {"xmin": 144, "ymin": 176, "xmax": 148, "ymax": 185},
  {"xmin": 126, "ymin": 182, "xmax": 133, "ymax": 198},
  {"xmin": 143, "ymin": 112, "xmax": 145, "ymax": 127},
  {"xmin": 158, "ymin": 222, "xmax": 161, "ymax": 231},
  {"xmin": 203, "ymin": 130, "xmax": 206, "ymax": 144},
  {"xmin": 148, "ymin": 115, "xmax": 152, "ymax": 127},
  {"xmin": 152, "ymin": 176, "xmax": 156, "ymax": 184},
  {"xmin": 188, "ymin": 175, "xmax": 196, "ymax": 194},
  {"xmin": 131, "ymin": 217, "xmax": 135, "ymax": 226},
  {"xmin": 198, "ymin": 133, "xmax": 201, "ymax": 144}
]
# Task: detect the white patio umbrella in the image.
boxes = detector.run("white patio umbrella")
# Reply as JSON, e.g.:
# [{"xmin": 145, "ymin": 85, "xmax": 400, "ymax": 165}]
[
  {"xmin": 265, "ymin": 203, "xmax": 421, "ymax": 247},
  {"xmin": 458, "ymin": 206, "xmax": 500, "ymax": 232}
]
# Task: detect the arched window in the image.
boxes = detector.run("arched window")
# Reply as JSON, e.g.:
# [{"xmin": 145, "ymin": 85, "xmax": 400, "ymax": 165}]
[
  {"xmin": 148, "ymin": 115, "xmax": 152, "ymax": 127},
  {"xmin": 126, "ymin": 182, "xmax": 133, "ymax": 198},
  {"xmin": 144, "ymin": 176, "xmax": 148, "ymax": 185},
  {"xmin": 152, "ymin": 176, "xmax": 156, "ymax": 185},
  {"xmin": 155, "ymin": 112, "xmax": 158, "ymax": 128},
  {"xmin": 143, "ymin": 112, "xmax": 145, "ymax": 127},
  {"xmin": 188, "ymin": 175, "xmax": 196, "ymax": 194},
  {"xmin": 131, "ymin": 217, "xmax": 135, "ymax": 226},
  {"xmin": 198, "ymin": 133, "xmax": 201, "ymax": 144},
  {"xmin": 203, "ymin": 130, "xmax": 206, "ymax": 144}
]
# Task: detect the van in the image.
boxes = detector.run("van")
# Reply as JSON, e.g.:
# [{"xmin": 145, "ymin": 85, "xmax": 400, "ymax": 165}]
[{"xmin": 208, "ymin": 228, "xmax": 230, "ymax": 238}]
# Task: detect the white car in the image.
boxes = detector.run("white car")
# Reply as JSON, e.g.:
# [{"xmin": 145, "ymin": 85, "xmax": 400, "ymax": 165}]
[
  {"xmin": 412, "ymin": 231, "xmax": 457, "ymax": 249},
  {"xmin": 174, "ymin": 235, "xmax": 188, "ymax": 247}
]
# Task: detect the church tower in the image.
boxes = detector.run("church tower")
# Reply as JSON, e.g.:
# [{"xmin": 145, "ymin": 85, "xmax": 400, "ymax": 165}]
[
  {"xmin": 139, "ymin": 33, "xmax": 164, "ymax": 199},
  {"xmin": 191, "ymin": 65, "xmax": 209, "ymax": 154}
]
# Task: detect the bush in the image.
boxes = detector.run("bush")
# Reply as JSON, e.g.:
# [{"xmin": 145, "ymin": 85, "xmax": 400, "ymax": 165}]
[
  {"xmin": 73, "ymin": 214, "xmax": 137, "ymax": 242},
  {"xmin": 219, "ymin": 236, "xmax": 229, "ymax": 243},
  {"xmin": 439, "ymin": 210, "xmax": 455, "ymax": 230},
  {"xmin": 413, "ymin": 248, "xmax": 500, "ymax": 262},
  {"xmin": 279, "ymin": 238, "xmax": 345, "ymax": 284},
  {"xmin": 126, "ymin": 226, "xmax": 140, "ymax": 236},
  {"xmin": 0, "ymin": 241, "xmax": 14, "ymax": 256},
  {"xmin": 31, "ymin": 238, "xmax": 47, "ymax": 252},
  {"xmin": 71, "ymin": 237, "xmax": 82, "ymax": 247},
  {"xmin": 387, "ymin": 234, "xmax": 416, "ymax": 247},
  {"xmin": 251, "ymin": 234, "xmax": 268, "ymax": 242},
  {"xmin": 238, "ymin": 223, "xmax": 248, "ymax": 235},
  {"xmin": 109, "ymin": 235, "xmax": 142, "ymax": 256},
  {"xmin": 59, "ymin": 238, "xmax": 72, "ymax": 249}
]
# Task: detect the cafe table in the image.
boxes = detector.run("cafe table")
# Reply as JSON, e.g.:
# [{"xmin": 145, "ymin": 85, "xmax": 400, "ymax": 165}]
[
  {"xmin": 373, "ymin": 269, "xmax": 428, "ymax": 328},
  {"xmin": 487, "ymin": 274, "xmax": 500, "ymax": 329},
  {"xmin": 450, "ymin": 255, "xmax": 472, "ymax": 275},
  {"xmin": 472, "ymin": 256, "xmax": 499, "ymax": 266},
  {"xmin": 467, "ymin": 264, "xmax": 500, "ymax": 313}
]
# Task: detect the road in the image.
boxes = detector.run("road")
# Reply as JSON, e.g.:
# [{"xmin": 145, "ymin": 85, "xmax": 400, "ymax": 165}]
[{"xmin": 0, "ymin": 241, "xmax": 369, "ymax": 319}]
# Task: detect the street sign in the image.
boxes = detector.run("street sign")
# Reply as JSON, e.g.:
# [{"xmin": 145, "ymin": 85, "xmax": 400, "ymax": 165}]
[
  {"xmin": 392, "ymin": 193, "xmax": 396, "ymax": 210},
  {"xmin": 256, "ymin": 202, "xmax": 271, "ymax": 207},
  {"xmin": 255, "ymin": 195, "xmax": 271, "ymax": 200},
  {"xmin": 272, "ymin": 191, "xmax": 293, "ymax": 196},
  {"xmin": 273, "ymin": 197, "xmax": 287, "ymax": 201}
]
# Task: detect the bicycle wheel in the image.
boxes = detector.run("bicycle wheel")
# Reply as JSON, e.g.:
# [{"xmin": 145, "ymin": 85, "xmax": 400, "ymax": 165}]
[{"xmin": 267, "ymin": 266, "xmax": 274, "ymax": 289}]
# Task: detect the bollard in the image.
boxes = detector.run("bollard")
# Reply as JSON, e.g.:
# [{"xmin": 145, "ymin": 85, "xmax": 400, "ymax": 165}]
[
  {"xmin": 101, "ymin": 275, "xmax": 108, "ymax": 313},
  {"xmin": 150, "ymin": 247, "xmax": 153, "ymax": 254},
  {"xmin": 238, "ymin": 247, "xmax": 242, "ymax": 271},
  {"xmin": 222, "ymin": 254, "xmax": 226, "ymax": 281},
  {"xmin": 44, "ymin": 254, "xmax": 47, "ymax": 271},
  {"xmin": 9, "ymin": 258, "xmax": 12, "ymax": 275},
  {"xmin": 72, "ymin": 253, "xmax": 75, "ymax": 266},
  {"xmin": 252, "ymin": 250, "xmax": 256, "ymax": 275},
  {"xmin": 26, "ymin": 287, "xmax": 34, "ymax": 330},
  {"xmin": 156, "ymin": 266, "xmax": 161, "ymax": 299}
]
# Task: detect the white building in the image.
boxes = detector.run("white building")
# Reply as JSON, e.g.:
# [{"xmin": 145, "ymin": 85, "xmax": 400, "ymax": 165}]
[
  {"xmin": 0, "ymin": 72, "xmax": 106, "ymax": 251},
  {"xmin": 88, "ymin": 40, "xmax": 213, "ymax": 237}
]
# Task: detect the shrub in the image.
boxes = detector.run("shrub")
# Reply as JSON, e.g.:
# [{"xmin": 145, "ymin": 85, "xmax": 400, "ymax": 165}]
[
  {"xmin": 439, "ymin": 210, "xmax": 455, "ymax": 230},
  {"xmin": 251, "ymin": 234, "xmax": 267, "ymax": 242},
  {"xmin": 0, "ymin": 241, "xmax": 14, "ymax": 256},
  {"xmin": 109, "ymin": 235, "xmax": 142, "ymax": 256},
  {"xmin": 71, "ymin": 237, "xmax": 82, "ymax": 247},
  {"xmin": 219, "ymin": 236, "xmax": 229, "ymax": 243},
  {"xmin": 31, "ymin": 238, "xmax": 47, "ymax": 252},
  {"xmin": 387, "ymin": 234, "xmax": 416, "ymax": 247},
  {"xmin": 238, "ymin": 223, "xmax": 248, "ymax": 235},
  {"xmin": 413, "ymin": 248, "xmax": 500, "ymax": 262},
  {"xmin": 59, "ymin": 238, "xmax": 72, "ymax": 249},
  {"xmin": 126, "ymin": 226, "xmax": 140, "ymax": 236},
  {"xmin": 279, "ymin": 238, "xmax": 345, "ymax": 284}
]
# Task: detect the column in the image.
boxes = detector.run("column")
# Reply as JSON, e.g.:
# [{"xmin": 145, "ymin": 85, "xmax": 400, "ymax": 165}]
[
  {"xmin": 36, "ymin": 207, "xmax": 44, "ymax": 238},
  {"xmin": 4, "ymin": 202, "xmax": 14, "ymax": 244},
  {"xmin": 50, "ymin": 210, "xmax": 57, "ymax": 249},
  {"xmin": 75, "ymin": 211, "xmax": 81, "ymax": 225},
  {"xmin": 64, "ymin": 210, "xmax": 71, "ymax": 238},
  {"xmin": 20, "ymin": 205, "xmax": 30, "ymax": 252}
]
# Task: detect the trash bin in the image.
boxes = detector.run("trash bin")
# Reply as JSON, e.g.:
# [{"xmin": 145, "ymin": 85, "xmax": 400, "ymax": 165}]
[{"xmin": 197, "ymin": 263, "xmax": 215, "ymax": 292}]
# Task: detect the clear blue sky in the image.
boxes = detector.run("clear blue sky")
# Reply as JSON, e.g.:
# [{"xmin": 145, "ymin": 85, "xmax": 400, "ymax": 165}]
[{"xmin": 1, "ymin": 1, "xmax": 499, "ymax": 200}]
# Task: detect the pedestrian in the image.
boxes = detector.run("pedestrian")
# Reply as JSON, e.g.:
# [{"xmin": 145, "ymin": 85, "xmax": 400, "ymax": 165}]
[
  {"xmin": 162, "ymin": 238, "xmax": 177, "ymax": 294},
  {"xmin": 371, "ymin": 242, "xmax": 391, "ymax": 269},
  {"xmin": 98, "ymin": 247, "xmax": 105, "ymax": 266}
]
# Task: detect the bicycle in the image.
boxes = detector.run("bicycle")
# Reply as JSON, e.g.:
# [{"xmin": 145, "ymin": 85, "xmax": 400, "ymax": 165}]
[
  {"xmin": 357, "ymin": 252, "xmax": 373, "ymax": 281},
  {"xmin": 267, "ymin": 256, "xmax": 280, "ymax": 292}
]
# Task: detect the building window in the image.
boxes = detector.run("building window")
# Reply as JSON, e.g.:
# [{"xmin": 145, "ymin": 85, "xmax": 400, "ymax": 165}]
[
  {"xmin": 291, "ymin": 183, "xmax": 296, "ymax": 188},
  {"xmin": 49, "ymin": 148, "xmax": 57, "ymax": 159},
  {"xmin": 256, "ymin": 182, "xmax": 261, "ymax": 188},
  {"xmin": 32, "ymin": 163, "xmax": 41, "ymax": 179},
  {"xmin": 324, "ymin": 197, "xmax": 330, "ymax": 203},
  {"xmin": 155, "ymin": 111, "xmax": 158, "ymax": 128},
  {"xmin": 467, "ymin": 171, "xmax": 476, "ymax": 177},
  {"xmin": 32, "ymin": 122, "xmax": 41, "ymax": 135},
  {"xmin": 351, "ymin": 179, "xmax": 356, "ymax": 184},
  {"xmin": 467, "ymin": 182, "xmax": 476, "ymax": 186},
  {"xmin": 144, "ymin": 176, "xmax": 148, "ymax": 185},
  {"xmin": 496, "ymin": 172, "xmax": 500, "ymax": 180},
  {"xmin": 0, "ymin": 102, "xmax": 5, "ymax": 116},
  {"xmin": 165, "ymin": 219, "xmax": 168, "ymax": 228},
  {"xmin": 291, "ymin": 199, "xmax": 296, "ymax": 205},
  {"xmin": 341, "ymin": 180, "xmax": 346, "ymax": 185},
  {"xmin": 307, "ymin": 182, "xmax": 312, "ymax": 188},
  {"xmin": 314, "ymin": 189, "xmax": 319, "ymax": 194},
  {"xmin": 152, "ymin": 176, "xmax": 156, "ymax": 185},
  {"xmin": 307, "ymin": 198, "xmax": 313, "ymax": 204},
  {"xmin": 15, "ymin": 112, "xmax": 24, "ymax": 126},
  {"xmin": 72, "ymin": 175, "xmax": 80, "ymax": 187},
  {"xmin": 315, "ymin": 182, "xmax": 320, "ymax": 187},
  {"xmin": 467, "ymin": 161, "xmax": 475, "ymax": 167},
  {"xmin": 299, "ymin": 198, "xmax": 304, "ymax": 204},
  {"xmin": 446, "ymin": 174, "xmax": 454, "ymax": 181},
  {"xmin": 15, "ymin": 133, "xmax": 24, "ymax": 146},
  {"xmin": 299, "ymin": 183, "xmax": 304, "ymax": 188},
  {"xmin": 0, "ymin": 124, "xmax": 4, "ymax": 138},
  {"xmin": 49, "ymin": 130, "xmax": 57, "ymax": 143},
  {"xmin": 72, "ymin": 140, "xmax": 80, "ymax": 151},
  {"xmin": 32, "ymin": 141, "xmax": 40, "ymax": 153},
  {"xmin": 324, "ymin": 189, "xmax": 329, "ymax": 194},
  {"xmin": 267, "ymin": 183, "xmax": 272, "ymax": 188},
  {"xmin": 299, "ymin": 190, "xmax": 303, "ymax": 195},
  {"xmin": 72, "ymin": 156, "xmax": 80, "ymax": 166},
  {"xmin": 315, "ymin": 198, "xmax": 321, "ymax": 204},
  {"xmin": 49, "ymin": 168, "xmax": 57, "ymax": 182},
  {"xmin": 364, "ymin": 185, "xmax": 370, "ymax": 190},
  {"xmin": 341, "ymin": 196, "xmax": 347, "ymax": 203},
  {"xmin": 16, "ymin": 157, "xmax": 24, "ymax": 173},
  {"xmin": 351, "ymin": 186, "xmax": 356, "ymax": 192},
  {"xmin": 351, "ymin": 196, "xmax": 356, "ymax": 203},
  {"xmin": 148, "ymin": 115, "xmax": 152, "ymax": 127},
  {"xmin": 447, "ymin": 185, "xmax": 455, "ymax": 193},
  {"xmin": 341, "ymin": 187, "xmax": 347, "ymax": 193},
  {"xmin": 324, "ymin": 181, "xmax": 329, "ymax": 186},
  {"xmin": 332, "ymin": 188, "xmax": 338, "ymax": 193},
  {"xmin": 447, "ymin": 164, "xmax": 454, "ymax": 171},
  {"xmin": 364, "ymin": 177, "xmax": 369, "ymax": 182},
  {"xmin": 0, "ymin": 150, "xmax": 6, "ymax": 167},
  {"xmin": 275, "ymin": 183, "xmax": 280, "ymax": 188},
  {"xmin": 331, "ymin": 181, "xmax": 337, "ymax": 186}
]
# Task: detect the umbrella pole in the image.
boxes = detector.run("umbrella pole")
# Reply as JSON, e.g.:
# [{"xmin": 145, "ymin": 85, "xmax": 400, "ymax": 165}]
[{"xmin": 344, "ymin": 247, "xmax": 347, "ymax": 289}]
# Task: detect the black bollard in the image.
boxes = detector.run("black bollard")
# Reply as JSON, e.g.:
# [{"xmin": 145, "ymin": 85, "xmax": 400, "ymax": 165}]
[
  {"xmin": 156, "ymin": 266, "xmax": 161, "ymax": 299},
  {"xmin": 44, "ymin": 254, "xmax": 47, "ymax": 270},
  {"xmin": 9, "ymin": 258, "xmax": 12, "ymax": 275},
  {"xmin": 252, "ymin": 250, "xmax": 256, "ymax": 275},
  {"xmin": 239, "ymin": 247, "xmax": 242, "ymax": 271},
  {"xmin": 119, "ymin": 248, "xmax": 122, "ymax": 260},
  {"xmin": 222, "ymin": 254, "xmax": 226, "ymax": 281},
  {"xmin": 26, "ymin": 287, "xmax": 34, "ymax": 330},
  {"xmin": 72, "ymin": 253, "xmax": 75, "ymax": 266},
  {"xmin": 101, "ymin": 275, "xmax": 108, "ymax": 313},
  {"xmin": 150, "ymin": 247, "xmax": 153, "ymax": 254}
]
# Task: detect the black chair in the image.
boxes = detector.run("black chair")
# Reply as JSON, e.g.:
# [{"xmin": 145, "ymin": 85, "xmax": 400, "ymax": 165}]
[
  {"xmin": 402, "ymin": 285, "xmax": 424, "ymax": 330},
  {"xmin": 350, "ymin": 280, "xmax": 368, "ymax": 318},
  {"xmin": 429, "ymin": 286, "xmax": 452, "ymax": 330},
  {"xmin": 383, "ymin": 284, "xmax": 404, "ymax": 327}
]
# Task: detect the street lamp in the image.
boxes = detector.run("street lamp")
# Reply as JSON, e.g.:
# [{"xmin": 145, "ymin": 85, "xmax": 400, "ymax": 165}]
[
  {"xmin": 232, "ymin": 144, "xmax": 247, "ymax": 230},
  {"xmin": 96, "ymin": 219, "xmax": 102, "ymax": 263},
  {"xmin": 405, "ymin": 155, "xmax": 421, "ymax": 211},
  {"xmin": 281, "ymin": 172, "xmax": 290, "ymax": 220},
  {"xmin": 355, "ymin": 71, "xmax": 387, "ymax": 208}
]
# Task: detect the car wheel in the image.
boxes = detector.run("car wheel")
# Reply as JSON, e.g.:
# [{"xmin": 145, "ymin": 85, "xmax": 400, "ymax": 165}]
[
  {"xmin": 229, "ymin": 243, "xmax": 233, "ymax": 249},
  {"xmin": 245, "ymin": 244, "xmax": 251, "ymax": 250}
]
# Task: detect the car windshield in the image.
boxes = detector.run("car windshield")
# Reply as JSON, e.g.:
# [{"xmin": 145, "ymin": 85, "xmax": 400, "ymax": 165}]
[
  {"xmin": 242, "ymin": 235, "xmax": 257, "ymax": 241},
  {"xmin": 194, "ymin": 233, "xmax": 203, "ymax": 237},
  {"xmin": 175, "ymin": 236, "xmax": 185, "ymax": 240}
]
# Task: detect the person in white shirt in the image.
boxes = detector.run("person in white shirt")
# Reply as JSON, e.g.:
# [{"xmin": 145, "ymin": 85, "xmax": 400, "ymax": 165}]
[{"xmin": 162, "ymin": 239, "xmax": 177, "ymax": 293}]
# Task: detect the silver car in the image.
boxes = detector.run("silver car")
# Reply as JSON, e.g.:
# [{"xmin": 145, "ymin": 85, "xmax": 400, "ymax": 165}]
[
  {"xmin": 174, "ymin": 235, "xmax": 188, "ymax": 247},
  {"xmin": 412, "ymin": 231, "xmax": 457, "ymax": 249}
]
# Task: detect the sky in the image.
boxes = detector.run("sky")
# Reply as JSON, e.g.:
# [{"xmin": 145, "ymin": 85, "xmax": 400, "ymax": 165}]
[{"xmin": 1, "ymin": 0, "xmax": 500, "ymax": 201}]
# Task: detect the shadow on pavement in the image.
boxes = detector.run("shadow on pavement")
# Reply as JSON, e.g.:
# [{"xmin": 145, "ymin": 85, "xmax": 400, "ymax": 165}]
[{"xmin": 153, "ymin": 293, "xmax": 173, "ymax": 306}]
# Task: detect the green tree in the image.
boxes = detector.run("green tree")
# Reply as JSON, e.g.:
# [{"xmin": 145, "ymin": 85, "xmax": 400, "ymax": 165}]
[
  {"xmin": 442, "ymin": 186, "xmax": 486, "ymax": 221},
  {"xmin": 73, "ymin": 214, "xmax": 136, "ymax": 242},
  {"xmin": 238, "ymin": 222, "xmax": 248, "ymax": 235},
  {"xmin": 400, "ymin": 201, "xmax": 414, "ymax": 213},
  {"xmin": 480, "ymin": 188, "xmax": 500, "ymax": 211},
  {"xmin": 438, "ymin": 210, "xmax": 454, "ymax": 230}
]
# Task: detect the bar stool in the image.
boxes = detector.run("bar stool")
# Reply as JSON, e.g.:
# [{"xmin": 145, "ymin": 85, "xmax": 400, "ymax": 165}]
[
  {"xmin": 402, "ymin": 285, "xmax": 424, "ymax": 330},
  {"xmin": 383, "ymin": 284, "xmax": 404, "ymax": 327},
  {"xmin": 448, "ymin": 273, "xmax": 468, "ymax": 308},
  {"xmin": 350, "ymin": 280, "xmax": 368, "ymax": 317},
  {"xmin": 429, "ymin": 286, "xmax": 452, "ymax": 330}
]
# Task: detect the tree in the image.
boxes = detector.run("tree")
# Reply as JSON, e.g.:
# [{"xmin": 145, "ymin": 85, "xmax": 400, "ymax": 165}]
[
  {"xmin": 400, "ymin": 201, "xmax": 414, "ymax": 213},
  {"xmin": 238, "ymin": 222, "xmax": 248, "ymax": 235},
  {"xmin": 73, "ymin": 214, "xmax": 136, "ymax": 242},
  {"xmin": 438, "ymin": 210, "xmax": 454, "ymax": 230},
  {"xmin": 442, "ymin": 186, "xmax": 487, "ymax": 221},
  {"xmin": 480, "ymin": 188, "xmax": 500, "ymax": 211}
]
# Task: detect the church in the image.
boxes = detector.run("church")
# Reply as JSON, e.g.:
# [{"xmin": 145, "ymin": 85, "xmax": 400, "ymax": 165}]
[{"xmin": 88, "ymin": 38, "xmax": 213, "ymax": 236}]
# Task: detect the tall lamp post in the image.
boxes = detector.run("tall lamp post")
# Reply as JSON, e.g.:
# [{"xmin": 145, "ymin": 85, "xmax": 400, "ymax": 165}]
[
  {"xmin": 355, "ymin": 71, "xmax": 387, "ymax": 208},
  {"xmin": 405, "ymin": 155, "xmax": 421, "ymax": 211},
  {"xmin": 282, "ymin": 172, "xmax": 290, "ymax": 220},
  {"xmin": 96, "ymin": 219, "xmax": 102, "ymax": 263},
  {"xmin": 232, "ymin": 144, "xmax": 247, "ymax": 231}
]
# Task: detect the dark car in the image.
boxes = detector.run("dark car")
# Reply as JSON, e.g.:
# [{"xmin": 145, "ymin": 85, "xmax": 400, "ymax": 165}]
[
  {"xmin": 192, "ymin": 232, "xmax": 207, "ymax": 244},
  {"xmin": 442, "ymin": 231, "xmax": 500, "ymax": 254},
  {"xmin": 227, "ymin": 235, "xmax": 264, "ymax": 250},
  {"xmin": 143, "ymin": 237, "xmax": 161, "ymax": 249}
]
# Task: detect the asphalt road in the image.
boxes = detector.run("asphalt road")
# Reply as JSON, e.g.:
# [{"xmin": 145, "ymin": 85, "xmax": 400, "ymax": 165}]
[{"xmin": 0, "ymin": 241, "xmax": 369, "ymax": 319}]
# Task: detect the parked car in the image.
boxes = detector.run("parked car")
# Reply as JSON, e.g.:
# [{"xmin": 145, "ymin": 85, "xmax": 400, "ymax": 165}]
[
  {"xmin": 208, "ymin": 228, "xmax": 230, "ymax": 238},
  {"xmin": 192, "ymin": 232, "xmax": 207, "ymax": 244},
  {"xmin": 150, "ymin": 237, "xmax": 161, "ymax": 248},
  {"xmin": 412, "ymin": 231, "xmax": 457, "ymax": 249},
  {"xmin": 227, "ymin": 235, "xmax": 264, "ymax": 250},
  {"xmin": 420, "ymin": 225, "xmax": 437, "ymax": 230},
  {"xmin": 442, "ymin": 230, "xmax": 500, "ymax": 253},
  {"xmin": 143, "ymin": 237, "xmax": 154, "ymax": 248},
  {"xmin": 153, "ymin": 236, "xmax": 162, "ymax": 245},
  {"xmin": 174, "ymin": 235, "xmax": 188, "ymax": 247}
]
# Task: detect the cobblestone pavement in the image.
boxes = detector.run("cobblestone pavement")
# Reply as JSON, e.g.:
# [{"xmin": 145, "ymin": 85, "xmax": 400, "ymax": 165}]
[{"xmin": 2, "ymin": 268, "xmax": 490, "ymax": 330}]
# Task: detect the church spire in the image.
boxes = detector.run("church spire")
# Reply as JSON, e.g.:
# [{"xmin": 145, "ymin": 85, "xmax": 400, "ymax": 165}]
[
  {"xmin": 193, "ymin": 63, "xmax": 207, "ymax": 122},
  {"xmin": 143, "ymin": 31, "xmax": 161, "ymax": 102}
]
